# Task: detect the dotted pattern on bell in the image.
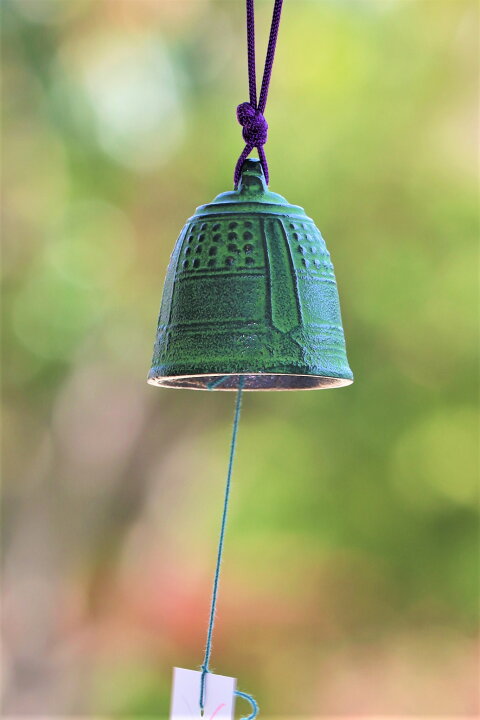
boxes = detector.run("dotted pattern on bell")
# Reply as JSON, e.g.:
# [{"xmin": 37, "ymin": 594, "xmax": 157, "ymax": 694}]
[
  {"xmin": 178, "ymin": 218, "xmax": 265, "ymax": 274},
  {"xmin": 286, "ymin": 220, "xmax": 335, "ymax": 278}
]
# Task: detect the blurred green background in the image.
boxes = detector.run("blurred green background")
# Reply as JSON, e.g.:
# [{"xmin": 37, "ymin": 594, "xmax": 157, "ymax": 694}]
[{"xmin": 1, "ymin": 0, "xmax": 479, "ymax": 717}]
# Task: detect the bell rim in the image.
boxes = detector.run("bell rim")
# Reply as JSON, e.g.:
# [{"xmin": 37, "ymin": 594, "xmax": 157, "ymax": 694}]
[{"xmin": 147, "ymin": 371, "xmax": 354, "ymax": 391}]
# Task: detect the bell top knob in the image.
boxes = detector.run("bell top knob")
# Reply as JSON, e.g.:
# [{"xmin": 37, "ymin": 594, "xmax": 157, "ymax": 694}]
[
  {"xmin": 237, "ymin": 158, "xmax": 268, "ymax": 196},
  {"xmin": 198, "ymin": 158, "xmax": 297, "ymax": 212}
]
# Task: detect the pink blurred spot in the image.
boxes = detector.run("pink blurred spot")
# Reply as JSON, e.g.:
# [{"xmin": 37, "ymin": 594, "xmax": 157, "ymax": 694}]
[{"xmin": 209, "ymin": 703, "xmax": 225, "ymax": 720}]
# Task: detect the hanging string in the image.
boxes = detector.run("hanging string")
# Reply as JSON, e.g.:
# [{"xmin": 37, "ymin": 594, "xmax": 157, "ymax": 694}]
[
  {"xmin": 200, "ymin": 377, "xmax": 257, "ymax": 719},
  {"xmin": 234, "ymin": 0, "xmax": 284, "ymax": 189}
]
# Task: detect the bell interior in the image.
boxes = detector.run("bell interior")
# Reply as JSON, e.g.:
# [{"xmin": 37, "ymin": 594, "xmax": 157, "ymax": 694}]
[{"xmin": 147, "ymin": 373, "xmax": 353, "ymax": 391}]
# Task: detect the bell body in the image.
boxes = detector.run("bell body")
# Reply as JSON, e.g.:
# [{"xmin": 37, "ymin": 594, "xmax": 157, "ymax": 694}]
[{"xmin": 148, "ymin": 159, "xmax": 353, "ymax": 390}]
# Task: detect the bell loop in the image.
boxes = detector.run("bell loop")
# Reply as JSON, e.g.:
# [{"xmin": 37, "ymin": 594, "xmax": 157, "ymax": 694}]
[{"xmin": 237, "ymin": 157, "xmax": 268, "ymax": 195}]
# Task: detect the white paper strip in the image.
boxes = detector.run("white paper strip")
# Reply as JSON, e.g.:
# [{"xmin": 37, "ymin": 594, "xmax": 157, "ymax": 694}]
[{"xmin": 170, "ymin": 667, "xmax": 237, "ymax": 720}]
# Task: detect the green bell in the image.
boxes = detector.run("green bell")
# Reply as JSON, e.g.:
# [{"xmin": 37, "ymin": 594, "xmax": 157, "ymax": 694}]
[{"xmin": 148, "ymin": 159, "xmax": 353, "ymax": 390}]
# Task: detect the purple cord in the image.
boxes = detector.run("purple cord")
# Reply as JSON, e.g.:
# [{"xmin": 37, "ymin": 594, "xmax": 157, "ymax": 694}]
[
  {"xmin": 234, "ymin": 0, "xmax": 284, "ymax": 188},
  {"xmin": 246, "ymin": 0, "xmax": 257, "ymax": 107}
]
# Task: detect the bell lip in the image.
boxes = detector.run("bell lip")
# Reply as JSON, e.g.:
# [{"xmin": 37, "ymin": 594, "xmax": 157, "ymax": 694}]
[{"xmin": 147, "ymin": 372, "xmax": 354, "ymax": 391}]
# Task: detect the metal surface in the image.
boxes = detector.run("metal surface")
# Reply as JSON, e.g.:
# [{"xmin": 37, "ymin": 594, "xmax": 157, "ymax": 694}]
[{"xmin": 148, "ymin": 159, "xmax": 353, "ymax": 390}]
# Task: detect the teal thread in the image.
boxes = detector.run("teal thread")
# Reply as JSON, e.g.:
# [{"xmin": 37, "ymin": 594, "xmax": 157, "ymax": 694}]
[
  {"xmin": 200, "ymin": 376, "xmax": 258, "ymax": 719},
  {"xmin": 200, "ymin": 377, "xmax": 243, "ymax": 709},
  {"xmin": 234, "ymin": 689, "xmax": 259, "ymax": 720},
  {"xmin": 207, "ymin": 375, "xmax": 230, "ymax": 389}
]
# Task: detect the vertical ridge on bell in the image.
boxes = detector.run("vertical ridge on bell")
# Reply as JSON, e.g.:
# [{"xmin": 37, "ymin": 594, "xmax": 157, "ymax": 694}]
[{"xmin": 263, "ymin": 217, "xmax": 300, "ymax": 333}]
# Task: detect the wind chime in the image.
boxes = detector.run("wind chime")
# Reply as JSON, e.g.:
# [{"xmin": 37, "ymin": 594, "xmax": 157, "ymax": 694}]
[{"xmin": 148, "ymin": 2, "xmax": 353, "ymax": 717}]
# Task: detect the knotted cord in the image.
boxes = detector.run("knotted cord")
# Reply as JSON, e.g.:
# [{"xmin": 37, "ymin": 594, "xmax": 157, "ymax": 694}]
[{"xmin": 234, "ymin": 0, "xmax": 284, "ymax": 188}]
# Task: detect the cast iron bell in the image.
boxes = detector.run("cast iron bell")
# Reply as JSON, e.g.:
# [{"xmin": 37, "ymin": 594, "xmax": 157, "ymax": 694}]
[{"xmin": 148, "ymin": 159, "xmax": 353, "ymax": 390}]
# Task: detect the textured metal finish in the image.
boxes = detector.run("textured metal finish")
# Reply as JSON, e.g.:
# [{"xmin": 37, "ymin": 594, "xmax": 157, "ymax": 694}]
[{"xmin": 148, "ymin": 159, "xmax": 353, "ymax": 391}]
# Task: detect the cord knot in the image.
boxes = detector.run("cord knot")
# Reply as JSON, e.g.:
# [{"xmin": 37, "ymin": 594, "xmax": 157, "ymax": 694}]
[{"xmin": 236, "ymin": 102, "xmax": 268, "ymax": 147}]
